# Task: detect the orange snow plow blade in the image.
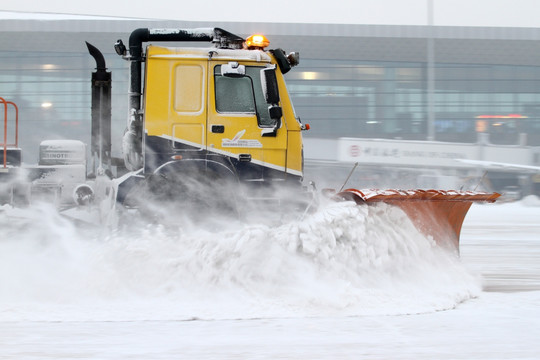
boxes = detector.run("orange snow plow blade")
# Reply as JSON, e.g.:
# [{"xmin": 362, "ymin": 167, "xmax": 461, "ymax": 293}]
[{"xmin": 336, "ymin": 189, "xmax": 500, "ymax": 251}]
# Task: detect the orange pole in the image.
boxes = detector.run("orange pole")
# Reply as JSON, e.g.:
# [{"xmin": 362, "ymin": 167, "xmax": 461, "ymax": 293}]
[
  {"xmin": 14, "ymin": 101, "xmax": 18, "ymax": 147},
  {"xmin": 9, "ymin": 100, "xmax": 18, "ymax": 147},
  {"xmin": 1, "ymin": 97, "xmax": 7, "ymax": 168},
  {"xmin": 0, "ymin": 97, "xmax": 19, "ymax": 168}
]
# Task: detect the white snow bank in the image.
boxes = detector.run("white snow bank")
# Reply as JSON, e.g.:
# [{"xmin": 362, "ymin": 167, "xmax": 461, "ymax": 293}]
[{"xmin": 521, "ymin": 195, "xmax": 540, "ymax": 207}]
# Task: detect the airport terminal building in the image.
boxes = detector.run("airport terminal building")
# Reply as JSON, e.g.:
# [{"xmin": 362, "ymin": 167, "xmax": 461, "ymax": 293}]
[{"xmin": 1, "ymin": 14, "xmax": 540, "ymax": 193}]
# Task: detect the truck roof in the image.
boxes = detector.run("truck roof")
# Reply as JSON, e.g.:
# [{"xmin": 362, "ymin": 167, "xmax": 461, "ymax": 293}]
[{"xmin": 147, "ymin": 46, "xmax": 272, "ymax": 63}]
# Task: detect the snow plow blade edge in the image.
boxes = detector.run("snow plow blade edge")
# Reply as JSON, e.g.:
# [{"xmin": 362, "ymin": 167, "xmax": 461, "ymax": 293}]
[{"xmin": 337, "ymin": 189, "xmax": 501, "ymax": 251}]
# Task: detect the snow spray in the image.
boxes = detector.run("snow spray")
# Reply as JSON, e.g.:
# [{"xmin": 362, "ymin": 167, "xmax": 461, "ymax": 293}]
[{"xmin": 0, "ymin": 200, "xmax": 481, "ymax": 321}]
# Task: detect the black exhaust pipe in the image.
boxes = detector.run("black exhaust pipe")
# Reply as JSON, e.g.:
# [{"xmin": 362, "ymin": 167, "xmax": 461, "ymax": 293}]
[{"xmin": 86, "ymin": 41, "xmax": 112, "ymax": 176}]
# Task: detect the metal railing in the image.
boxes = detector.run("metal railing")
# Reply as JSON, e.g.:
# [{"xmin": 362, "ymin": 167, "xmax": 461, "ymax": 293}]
[{"xmin": 0, "ymin": 97, "xmax": 19, "ymax": 168}]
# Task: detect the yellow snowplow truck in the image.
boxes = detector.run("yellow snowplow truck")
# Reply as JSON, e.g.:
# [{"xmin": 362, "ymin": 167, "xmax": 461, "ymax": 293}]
[
  {"xmin": 94, "ymin": 28, "xmax": 310, "ymax": 217},
  {"xmin": 84, "ymin": 27, "xmax": 498, "ymax": 249}
]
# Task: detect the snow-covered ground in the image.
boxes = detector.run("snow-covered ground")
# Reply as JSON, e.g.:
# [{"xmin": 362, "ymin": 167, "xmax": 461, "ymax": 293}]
[{"xmin": 1, "ymin": 196, "xmax": 539, "ymax": 359}]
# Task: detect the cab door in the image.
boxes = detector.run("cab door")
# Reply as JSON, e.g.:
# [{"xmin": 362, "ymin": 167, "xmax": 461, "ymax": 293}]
[
  {"xmin": 206, "ymin": 61, "xmax": 288, "ymax": 180},
  {"xmin": 144, "ymin": 46, "xmax": 207, "ymax": 172}
]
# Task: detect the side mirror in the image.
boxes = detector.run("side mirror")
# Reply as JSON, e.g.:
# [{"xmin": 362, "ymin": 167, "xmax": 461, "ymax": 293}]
[
  {"xmin": 268, "ymin": 105, "xmax": 282, "ymax": 119},
  {"xmin": 221, "ymin": 62, "xmax": 245, "ymax": 77},
  {"xmin": 261, "ymin": 67, "xmax": 280, "ymax": 104},
  {"xmin": 260, "ymin": 67, "xmax": 282, "ymax": 137}
]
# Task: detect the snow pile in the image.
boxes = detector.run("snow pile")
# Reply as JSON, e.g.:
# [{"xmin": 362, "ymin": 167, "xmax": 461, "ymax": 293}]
[
  {"xmin": 521, "ymin": 195, "xmax": 540, "ymax": 207},
  {"xmin": 0, "ymin": 200, "xmax": 480, "ymax": 321}
]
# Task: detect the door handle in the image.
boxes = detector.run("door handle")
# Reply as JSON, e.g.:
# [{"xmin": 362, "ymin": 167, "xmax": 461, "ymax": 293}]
[{"xmin": 211, "ymin": 125, "xmax": 225, "ymax": 133}]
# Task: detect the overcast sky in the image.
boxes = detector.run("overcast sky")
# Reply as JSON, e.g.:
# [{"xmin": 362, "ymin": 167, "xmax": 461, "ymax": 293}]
[{"xmin": 1, "ymin": 0, "xmax": 539, "ymax": 28}]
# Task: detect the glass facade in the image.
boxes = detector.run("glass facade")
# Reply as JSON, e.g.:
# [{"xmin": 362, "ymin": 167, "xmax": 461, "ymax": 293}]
[
  {"xmin": 2, "ymin": 23, "xmax": 540, "ymax": 163},
  {"xmin": 0, "ymin": 49, "xmax": 129, "ymax": 162},
  {"xmin": 287, "ymin": 59, "xmax": 540, "ymax": 144}
]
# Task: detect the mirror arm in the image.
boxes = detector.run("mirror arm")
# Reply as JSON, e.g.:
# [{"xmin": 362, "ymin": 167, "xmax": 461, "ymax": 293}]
[
  {"xmin": 261, "ymin": 105, "xmax": 282, "ymax": 137},
  {"xmin": 261, "ymin": 121, "xmax": 280, "ymax": 137}
]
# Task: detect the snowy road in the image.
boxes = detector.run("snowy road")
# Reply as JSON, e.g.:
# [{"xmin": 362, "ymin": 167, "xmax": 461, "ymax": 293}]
[
  {"xmin": 1, "ymin": 200, "xmax": 539, "ymax": 359},
  {"xmin": 461, "ymin": 205, "xmax": 540, "ymax": 293},
  {"xmin": 2, "ymin": 297, "xmax": 539, "ymax": 360}
]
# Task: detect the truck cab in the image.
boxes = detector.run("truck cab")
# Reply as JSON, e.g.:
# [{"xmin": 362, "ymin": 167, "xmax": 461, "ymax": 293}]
[
  {"xmin": 115, "ymin": 28, "xmax": 308, "ymax": 211},
  {"xmin": 143, "ymin": 45, "xmax": 303, "ymax": 184}
]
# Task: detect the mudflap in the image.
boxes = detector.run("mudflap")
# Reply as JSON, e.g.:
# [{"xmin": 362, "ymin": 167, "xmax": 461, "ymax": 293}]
[{"xmin": 333, "ymin": 188, "xmax": 500, "ymax": 252}]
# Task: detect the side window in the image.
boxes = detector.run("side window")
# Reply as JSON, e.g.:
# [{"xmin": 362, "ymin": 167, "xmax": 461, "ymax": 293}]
[
  {"xmin": 174, "ymin": 64, "xmax": 204, "ymax": 112},
  {"xmin": 214, "ymin": 66, "xmax": 256, "ymax": 113}
]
